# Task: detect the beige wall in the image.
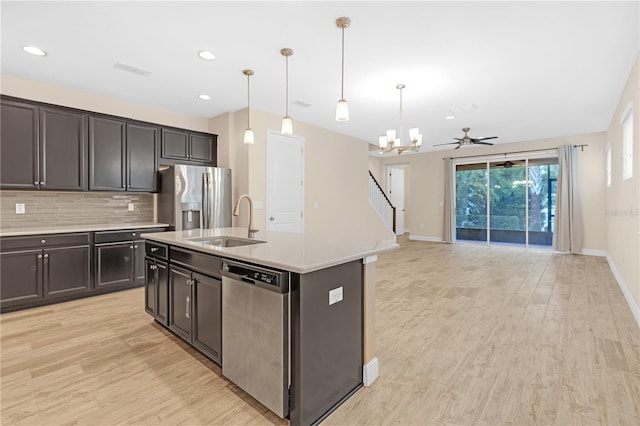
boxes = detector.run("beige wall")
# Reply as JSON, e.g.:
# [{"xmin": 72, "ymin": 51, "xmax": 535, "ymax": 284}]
[
  {"xmin": 210, "ymin": 108, "xmax": 395, "ymax": 241},
  {"xmin": 1, "ymin": 74, "xmax": 210, "ymax": 132},
  {"xmin": 376, "ymin": 132, "xmax": 609, "ymax": 250},
  {"xmin": 606, "ymin": 54, "xmax": 640, "ymax": 319}
]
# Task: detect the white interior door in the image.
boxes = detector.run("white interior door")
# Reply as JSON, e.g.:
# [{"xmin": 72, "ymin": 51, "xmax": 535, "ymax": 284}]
[
  {"xmin": 266, "ymin": 130, "xmax": 304, "ymax": 233},
  {"xmin": 388, "ymin": 167, "xmax": 405, "ymax": 235}
]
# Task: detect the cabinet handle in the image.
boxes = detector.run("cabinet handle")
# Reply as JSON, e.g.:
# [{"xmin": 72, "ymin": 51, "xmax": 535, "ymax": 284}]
[
  {"xmin": 40, "ymin": 181, "xmax": 45, "ymax": 186},
  {"xmin": 134, "ymin": 245, "xmax": 138, "ymax": 249},
  {"xmin": 34, "ymin": 181, "xmax": 39, "ymax": 186},
  {"xmin": 132, "ymin": 233, "xmax": 136, "ymax": 236},
  {"xmin": 41, "ymin": 239, "xmax": 46, "ymax": 244},
  {"xmin": 43, "ymin": 253, "xmax": 49, "ymax": 263},
  {"xmin": 130, "ymin": 246, "xmax": 134, "ymax": 250},
  {"xmin": 185, "ymin": 296, "xmax": 190, "ymax": 319},
  {"xmin": 151, "ymin": 247, "xmax": 158, "ymax": 252},
  {"xmin": 37, "ymin": 254, "xmax": 42, "ymax": 259}
]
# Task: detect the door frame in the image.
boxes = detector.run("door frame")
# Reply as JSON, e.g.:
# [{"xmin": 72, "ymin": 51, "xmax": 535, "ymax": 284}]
[
  {"xmin": 265, "ymin": 129, "xmax": 305, "ymax": 233},
  {"xmin": 385, "ymin": 163, "xmax": 410, "ymax": 235}
]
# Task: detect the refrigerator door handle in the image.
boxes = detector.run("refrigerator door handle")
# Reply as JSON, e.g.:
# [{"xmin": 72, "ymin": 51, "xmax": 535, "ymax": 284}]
[{"xmin": 202, "ymin": 172, "xmax": 210, "ymax": 229}]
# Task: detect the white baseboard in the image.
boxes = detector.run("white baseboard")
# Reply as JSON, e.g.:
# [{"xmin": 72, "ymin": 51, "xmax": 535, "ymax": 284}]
[
  {"xmin": 580, "ymin": 248, "xmax": 607, "ymax": 257},
  {"xmin": 363, "ymin": 357, "xmax": 379, "ymax": 386},
  {"xmin": 409, "ymin": 235, "xmax": 442, "ymax": 242},
  {"xmin": 606, "ymin": 253, "xmax": 640, "ymax": 329}
]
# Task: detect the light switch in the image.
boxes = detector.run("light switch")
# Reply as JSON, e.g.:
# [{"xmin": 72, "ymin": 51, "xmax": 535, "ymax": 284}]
[
  {"xmin": 15, "ymin": 203, "xmax": 25, "ymax": 214},
  {"xmin": 329, "ymin": 286, "xmax": 343, "ymax": 306}
]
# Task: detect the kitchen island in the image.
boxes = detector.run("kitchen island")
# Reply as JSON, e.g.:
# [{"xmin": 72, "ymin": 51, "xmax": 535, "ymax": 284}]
[{"xmin": 142, "ymin": 227, "xmax": 397, "ymax": 426}]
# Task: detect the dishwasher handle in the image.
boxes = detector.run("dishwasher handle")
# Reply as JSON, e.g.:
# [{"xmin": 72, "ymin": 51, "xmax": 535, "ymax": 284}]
[{"xmin": 221, "ymin": 270, "xmax": 256, "ymax": 285}]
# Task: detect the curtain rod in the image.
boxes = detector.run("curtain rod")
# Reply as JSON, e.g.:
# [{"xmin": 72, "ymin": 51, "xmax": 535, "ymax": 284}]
[{"xmin": 442, "ymin": 144, "xmax": 588, "ymax": 160}]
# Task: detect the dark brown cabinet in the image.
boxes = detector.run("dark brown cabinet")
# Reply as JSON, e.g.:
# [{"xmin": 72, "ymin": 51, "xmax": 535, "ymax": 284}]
[
  {"xmin": 0, "ymin": 233, "xmax": 91, "ymax": 311},
  {"xmin": 95, "ymin": 240, "xmax": 145, "ymax": 288},
  {"xmin": 145, "ymin": 240, "xmax": 169, "ymax": 325},
  {"xmin": 89, "ymin": 117, "xmax": 158, "ymax": 192},
  {"xmin": 161, "ymin": 128, "xmax": 215, "ymax": 165},
  {"xmin": 0, "ymin": 99, "xmax": 87, "ymax": 190},
  {"xmin": 166, "ymin": 249, "xmax": 222, "ymax": 364}
]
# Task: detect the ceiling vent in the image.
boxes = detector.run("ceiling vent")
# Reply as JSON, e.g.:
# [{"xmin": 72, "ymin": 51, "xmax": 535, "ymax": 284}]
[
  {"xmin": 294, "ymin": 100, "xmax": 311, "ymax": 108},
  {"xmin": 113, "ymin": 62, "xmax": 152, "ymax": 77}
]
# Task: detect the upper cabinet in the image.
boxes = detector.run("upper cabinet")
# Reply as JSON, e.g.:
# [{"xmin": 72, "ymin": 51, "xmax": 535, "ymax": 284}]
[
  {"xmin": 161, "ymin": 128, "xmax": 216, "ymax": 166},
  {"xmin": 1, "ymin": 96, "xmax": 217, "ymax": 192},
  {"xmin": 88, "ymin": 117, "xmax": 158, "ymax": 192},
  {"xmin": 1, "ymin": 99, "xmax": 87, "ymax": 191}
]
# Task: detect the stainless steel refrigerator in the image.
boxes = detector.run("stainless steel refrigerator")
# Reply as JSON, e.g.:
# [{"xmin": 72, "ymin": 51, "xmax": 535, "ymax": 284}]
[{"xmin": 158, "ymin": 165, "xmax": 232, "ymax": 231}]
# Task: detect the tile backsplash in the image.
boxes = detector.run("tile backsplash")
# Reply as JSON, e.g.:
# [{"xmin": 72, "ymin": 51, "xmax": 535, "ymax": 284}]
[{"xmin": 0, "ymin": 191, "xmax": 154, "ymax": 230}]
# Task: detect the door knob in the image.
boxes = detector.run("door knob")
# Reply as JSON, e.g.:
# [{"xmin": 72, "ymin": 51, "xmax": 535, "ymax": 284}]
[{"xmin": 270, "ymin": 217, "xmax": 275, "ymax": 221}]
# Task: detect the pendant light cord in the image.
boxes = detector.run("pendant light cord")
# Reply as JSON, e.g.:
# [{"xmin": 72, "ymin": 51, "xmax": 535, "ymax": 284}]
[
  {"xmin": 247, "ymin": 73, "xmax": 251, "ymax": 126},
  {"xmin": 399, "ymin": 86, "xmax": 404, "ymax": 145},
  {"xmin": 285, "ymin": 55, "xmax": 289, "ymax": 117},
  {"xmin": 341, "ymin": 26, "xmax": 345, "ymax": 100}
]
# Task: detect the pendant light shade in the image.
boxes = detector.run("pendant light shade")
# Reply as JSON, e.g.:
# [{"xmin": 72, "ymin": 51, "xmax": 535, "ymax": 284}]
[
  {"xmin": 280, "ymin": 48, "xmax": 294, "ymax": 135},
  {"xmin": 335, "ymin": 17, "xmax": 350, "ymax": 122},
  {"xmin": 242, "ymin": 69, "xmax": 254, "ymax": 145}
]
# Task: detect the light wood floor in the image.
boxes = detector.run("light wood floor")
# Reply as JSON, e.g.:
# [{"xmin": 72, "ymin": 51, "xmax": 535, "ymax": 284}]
[{"xmin": 1, "ymin": 236, "xmax": 638, "ymax": 425}]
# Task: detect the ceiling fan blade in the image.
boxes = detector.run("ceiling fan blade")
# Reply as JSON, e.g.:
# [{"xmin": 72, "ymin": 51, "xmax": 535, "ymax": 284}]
[
  {"xmin": 455, "ymin": 145, "xmax": 461, "ymax": 150},
  {"xmin": 433, "ymin": 142, "xmax": 460, "ymax": 147},
  {"xmin": 453, "ymin": 138, "xmax": 463, "ymax": 141},
  {"xmin": 472, "ymin": 141, "xmax": 494, "ymax": 146},
  {"xmin": 471, "ymin": 136, "xmax": 498, "ymax": 141}
]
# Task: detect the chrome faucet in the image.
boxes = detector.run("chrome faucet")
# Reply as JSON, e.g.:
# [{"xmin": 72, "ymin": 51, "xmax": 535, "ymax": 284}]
[{"xmin": 233, "ymin": 195, "xmax": 259, "ymax": 233}]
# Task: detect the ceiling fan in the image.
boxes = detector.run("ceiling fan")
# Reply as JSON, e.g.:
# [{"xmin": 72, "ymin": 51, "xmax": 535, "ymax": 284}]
[
  {"xmin": 492, "ymin": 160, "xmax": 524, "ymax": 168},
  {"xmin": 434, "ymin": 127, "xmax": 498, "ymax": 149}
]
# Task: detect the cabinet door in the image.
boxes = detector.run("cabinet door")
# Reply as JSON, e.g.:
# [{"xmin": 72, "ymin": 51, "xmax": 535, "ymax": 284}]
[
  {"xmin": 89, "ymin": 116, "xmax": 126, "ymax": 191},
  {"xmin": 156, "ymin": 260, "xmax": 169, "ymax": 325},
  {"xmin": 95, "ymin": 242, "xmax": 133, "ymax": 287},
  {"xmin": 192, "ymin": 272, "xmax": 221, "ymax": 363},
  {"xmin": 0, "ymin": 249, "xmax": 42, "ymax": 307},
  {"xmin": 169, "ymin": 266, "xmax": 192, "ymax": 341},
  {"xmin": 127, "ymin": 123, "xmax": 158, "ymax": 192},
  {"xmin": 44, "ymin": 245, "xmax": 91, "ymax": 298},
  {"xmin": 0, "ymin": 100, "xmax": 39, "ymax": 189},
  {"xmin": 40, "ymin": 107, "xmax": 87, "ymax": 191},
  {"xmin": 133, "ymin": 240, "xmax": 146, "ymax": 285},
  {"xmin": 145, "ymin": 259, "xmax": 156, "ymax": 316},
  {"xmin": 161, "ymin": 129, "xmax": 189, "ymax": 160},
  {"xmin": 189, "ymin": 134, "xmax": 213, "ymax": 163}
]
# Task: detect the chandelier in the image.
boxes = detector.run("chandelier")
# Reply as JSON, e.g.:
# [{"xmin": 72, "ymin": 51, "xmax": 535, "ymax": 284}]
[{"xmin": 378, "ymin": 84, "xmax": 422, "ymax": 154}]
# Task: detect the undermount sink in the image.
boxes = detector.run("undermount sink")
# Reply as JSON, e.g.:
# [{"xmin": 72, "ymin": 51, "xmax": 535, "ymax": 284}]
[{"xmin": 188, "ymin": 236, "xmax": 266, "ymax": 248}]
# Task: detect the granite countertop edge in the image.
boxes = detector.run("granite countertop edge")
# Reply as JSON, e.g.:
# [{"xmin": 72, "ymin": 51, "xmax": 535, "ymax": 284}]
[
  {"xmin": 142, "ymin": 227, "xmax": 399, "ymax": 274},
  {"xmin": 0, "ymin": 222, "xmax": 170, "ymax": 237}
]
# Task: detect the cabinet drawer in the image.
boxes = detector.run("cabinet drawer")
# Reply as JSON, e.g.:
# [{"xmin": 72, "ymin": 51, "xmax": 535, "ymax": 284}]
[
  {"xmin": 1, "ymin": 233, "xmax": 91, "ymax": 251},
  {"xmin": 95, "ymin": 228, "xmax": 165, "ymax": 243},
  {"xmin": 145, "ymin": 241, "xmax": 168, "ymax": 260},
  {"xmin": 170, "ymin": 247, "xmax": 222, "ymax": 279}
]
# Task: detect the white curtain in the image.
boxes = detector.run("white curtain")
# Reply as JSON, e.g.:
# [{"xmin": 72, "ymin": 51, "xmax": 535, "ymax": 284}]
[
  {"xmin": 553, "ymin": 145, "xmax": 583, "ymax": 253},
  {"xmin": 443, "ymin": 158, "xmax": 456, "ymax": 243}
]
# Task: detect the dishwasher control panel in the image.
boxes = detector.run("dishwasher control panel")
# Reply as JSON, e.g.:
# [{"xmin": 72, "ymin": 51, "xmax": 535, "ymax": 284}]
[{"xmin": 223, "ymin": 261, "xmax": 288, "ymax": 293}]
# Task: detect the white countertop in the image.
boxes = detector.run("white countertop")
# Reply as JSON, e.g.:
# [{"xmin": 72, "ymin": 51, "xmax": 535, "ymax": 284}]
[
  {"xmin": 142, "ymin": 227, "xmax": 399, "ymax": 274},
  {"xmin": 0, "ymin": 222, "xmax": 169, "ymax": 237}
]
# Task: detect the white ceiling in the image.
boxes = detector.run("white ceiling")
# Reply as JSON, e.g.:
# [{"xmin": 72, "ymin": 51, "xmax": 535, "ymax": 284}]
[{"xmin": 1, "ymin": 1, "xmax": 638, "ymax": 154}]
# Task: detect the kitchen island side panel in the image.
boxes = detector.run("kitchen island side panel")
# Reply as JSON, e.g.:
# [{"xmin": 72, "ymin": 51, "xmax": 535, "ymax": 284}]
[{"xmin": 290, "ymin": 260, "xmax": 363, "ymax": 426}]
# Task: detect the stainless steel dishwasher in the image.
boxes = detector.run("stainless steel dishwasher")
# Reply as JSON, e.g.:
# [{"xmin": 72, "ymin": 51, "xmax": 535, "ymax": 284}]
[{"xmin": 221, "ymin": 260, "xmax": 289, "ymax": 418}]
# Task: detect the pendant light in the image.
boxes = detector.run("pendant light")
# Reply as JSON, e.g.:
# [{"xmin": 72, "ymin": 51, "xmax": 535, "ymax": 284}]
[
  {"xmin": 280, "ymin": 48, "xmax": 293, "ymax": 135},
  {"xmin": 242, "ymin": 69, "xmax": 254, "ymax": 144},
  {"xmin": 335, "ymin": 17, "xmax": 350, "ymax": 122},
  {"xmin": 378, "ymin": 84, "xmax": 423, "ymax": 155}
]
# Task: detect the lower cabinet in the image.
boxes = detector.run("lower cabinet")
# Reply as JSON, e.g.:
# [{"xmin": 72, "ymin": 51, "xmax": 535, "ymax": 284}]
[
  {"xmin": 0, "ymin": 235, "xmax": 91, "ymax": 311},
  {"xmin": 95, "ymin": 239, "xmax": 146, "ymax": 288},
  {"xmin": 168, "ymin": 264, "xmax": 222, "ymax": 364},
  {"xmin": 145, "ymin": 258, "xmax": 168, "ymax": 325}
]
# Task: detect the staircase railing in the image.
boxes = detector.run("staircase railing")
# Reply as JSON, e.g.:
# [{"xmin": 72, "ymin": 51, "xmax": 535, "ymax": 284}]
[{"xmin": 368, "ymin": 171, "xmax": 396, "ymax": 233}]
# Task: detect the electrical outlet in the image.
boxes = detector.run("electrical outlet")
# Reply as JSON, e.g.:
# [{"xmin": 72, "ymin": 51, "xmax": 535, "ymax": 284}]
[
  {"xmin": 15, "ymin": 203, "xmax": 25, "ymax": 215},
  {"xmin": 128, "ymin": 203, "xmax": 135, "ymax": 211},
  {"xmin": 329, "ymin": 287, "xmax": 343, "ymax": 306}
]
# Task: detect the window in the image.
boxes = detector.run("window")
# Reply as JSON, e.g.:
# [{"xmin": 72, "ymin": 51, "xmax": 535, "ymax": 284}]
[
  {"xmin": 606, "ymin": 144, "xmax": 611, "ymax": 187},
  {"xmin": 622, "ymin": 105, "xmax": 633, "ymax": 180}
]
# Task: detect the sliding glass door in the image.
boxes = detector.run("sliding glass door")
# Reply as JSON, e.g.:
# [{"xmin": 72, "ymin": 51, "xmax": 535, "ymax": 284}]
[{"xmin": 455, "ymin": 157, "xmax": 558, "ymax": 247}]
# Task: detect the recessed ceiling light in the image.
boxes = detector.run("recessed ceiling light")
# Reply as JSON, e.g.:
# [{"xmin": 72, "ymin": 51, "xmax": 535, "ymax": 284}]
[
  {"xmin": 198, "ymin": 50, "xmax": 216, "ymax": 61},
  {"xmin": 198, "ymin": 94, "xmax": 211, "ymax": 100},
  {"xmin": 445, "ymin": 115, "xmax": 455, "ymax": 120},
  {"xmin": 22, "ymin": 45, "xmax": 47, "ymax": 56}
]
